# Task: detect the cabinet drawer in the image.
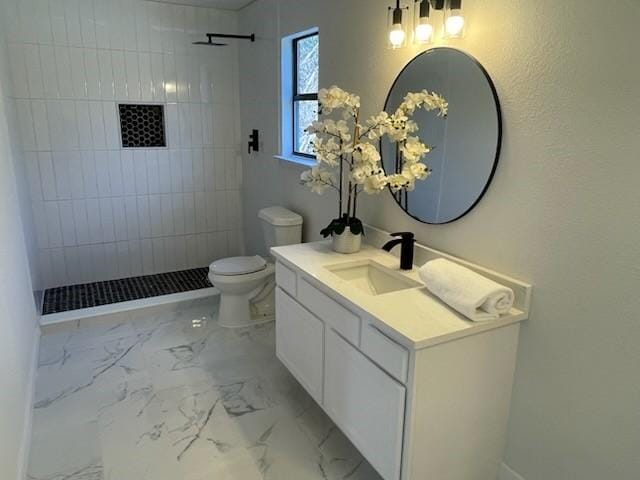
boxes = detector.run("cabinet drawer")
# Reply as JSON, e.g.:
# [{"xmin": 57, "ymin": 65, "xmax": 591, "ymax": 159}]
[
  {"xmin": 276, "ymin": 261, "xmax": 297, "ymax": 297},
  {"xmin": 361, "ymin": 322, "xmax": 409, "ymax": 384},
  {"xmin": 275, "ymin": 288, "xmax": 324, "ymax": 405},
  {"xmin": 298, "ymin": 277, "xmax": 360, "ymax": 345},
  {"xmin": 325, "ymin": 328, "xmax": 405, "ymax": 480}
]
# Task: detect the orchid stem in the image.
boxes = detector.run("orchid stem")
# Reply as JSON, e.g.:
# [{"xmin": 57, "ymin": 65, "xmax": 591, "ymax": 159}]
[
  {"xmin": 353, "ymin": 185, "xmax": 358, "ymax": 219},
  {"xmin": 338, "ymin": 139, "xmax": 344, "ymax": 218},
  {"xmin": 346, "ymin": 178, "xmax": 352, "ymax": 220},
  {"xmin": 348, "ymin": 108, "xmax": 360, "ymax": 220}
]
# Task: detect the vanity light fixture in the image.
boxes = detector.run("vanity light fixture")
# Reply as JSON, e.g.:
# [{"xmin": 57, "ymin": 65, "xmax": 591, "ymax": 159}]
[
  {"xmin": 413, "ymin": 0, "xmax": 434, "ymax": 44},
  {"xmin": 388, "ymin": 0, "xmax": 410, "ymax": 49},
  {"xmin": 390, "ymin": 0, "xmax": 466, "ymax": 46},
  {"xmin": 444, "ymin": 0, "xmax": 465, "ymax": 38}
]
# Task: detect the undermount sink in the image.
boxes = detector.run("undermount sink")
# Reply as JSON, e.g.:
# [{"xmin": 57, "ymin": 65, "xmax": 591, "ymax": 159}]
[{"xmin": 324, "ymin": 259, "xmax": 423, "ymax": 296}]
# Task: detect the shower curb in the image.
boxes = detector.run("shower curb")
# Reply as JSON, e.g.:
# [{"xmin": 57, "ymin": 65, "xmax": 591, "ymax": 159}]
[{"xmin": 40, "ymin": 288, "xmax": 219, "ymax": 326}]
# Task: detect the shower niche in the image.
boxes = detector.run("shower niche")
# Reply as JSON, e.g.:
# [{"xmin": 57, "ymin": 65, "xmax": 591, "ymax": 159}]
[{"xmin": 118, "ymin": 103, "xmax": 167, "ymax": 148}]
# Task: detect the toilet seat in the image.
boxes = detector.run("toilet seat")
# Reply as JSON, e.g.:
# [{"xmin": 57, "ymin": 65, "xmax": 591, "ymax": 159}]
[{"xmin": 209, "ymin": 255, "xmax": 267, "ymax": 276}]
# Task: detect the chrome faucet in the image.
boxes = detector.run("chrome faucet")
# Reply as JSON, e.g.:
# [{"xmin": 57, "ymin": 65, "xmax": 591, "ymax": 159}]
[{"xmin": 382, "ymin": 232, "xmax": 416, "ymax": 270}]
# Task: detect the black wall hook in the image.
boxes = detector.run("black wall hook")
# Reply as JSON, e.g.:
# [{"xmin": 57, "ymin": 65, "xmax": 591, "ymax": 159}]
[{"xmin": 248, "ymin": 129, "xmax": 259, "ymax": 154}]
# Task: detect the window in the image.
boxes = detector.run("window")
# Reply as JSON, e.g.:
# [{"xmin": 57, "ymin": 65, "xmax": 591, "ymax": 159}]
[
  {"xmin": 292, "ymin": 32, "xmax": 319, "ymax": 157},
  {"xmin": 280, "ymin": 29, "xmax": 319, "ymax": 164}
]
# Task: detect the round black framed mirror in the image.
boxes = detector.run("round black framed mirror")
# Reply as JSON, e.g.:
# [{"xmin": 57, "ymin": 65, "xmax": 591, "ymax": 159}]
[{"xmin": 381, "ymin": 48, "xmax": 502, "ymax": 224}]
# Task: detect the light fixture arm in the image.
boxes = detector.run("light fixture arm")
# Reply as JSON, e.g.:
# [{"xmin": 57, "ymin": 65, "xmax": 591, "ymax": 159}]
[{"xmin": 391, "ymin": 0, "xmax": 404, "ymax": 24}]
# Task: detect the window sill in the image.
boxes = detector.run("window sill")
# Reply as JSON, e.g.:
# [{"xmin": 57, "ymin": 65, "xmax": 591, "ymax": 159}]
[{"xmin": 274, "ymin": 154, "xmax": 316, "ymax": 167}]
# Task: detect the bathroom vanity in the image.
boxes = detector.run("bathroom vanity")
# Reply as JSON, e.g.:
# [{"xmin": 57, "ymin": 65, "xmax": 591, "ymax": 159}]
[{"xmin": 271, "ymin": 232, "xmax": 531, "ymax": 480}]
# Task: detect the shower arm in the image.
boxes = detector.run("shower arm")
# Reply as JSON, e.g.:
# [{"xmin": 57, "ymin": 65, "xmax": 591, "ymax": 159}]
[{"xmin": 205, "ymin": 33, "xmax": 255, "ymax": 42}]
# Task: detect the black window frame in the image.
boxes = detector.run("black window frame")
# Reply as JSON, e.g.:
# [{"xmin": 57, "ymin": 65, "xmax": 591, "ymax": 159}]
[{"xmin": 292, "ymin": 32, "xmax": 319, "ymax": 159}]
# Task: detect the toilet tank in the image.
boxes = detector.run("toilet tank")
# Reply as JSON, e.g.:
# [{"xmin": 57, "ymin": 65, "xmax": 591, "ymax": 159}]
[{"xmin": 258, "ymin": 206, "xmax": 303, "ymax": 250}]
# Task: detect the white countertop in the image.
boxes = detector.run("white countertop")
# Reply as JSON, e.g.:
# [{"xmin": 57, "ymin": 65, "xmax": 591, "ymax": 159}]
[{"xmin": 271, "ymin": 241, "xmax": 529, "ymax": 350}]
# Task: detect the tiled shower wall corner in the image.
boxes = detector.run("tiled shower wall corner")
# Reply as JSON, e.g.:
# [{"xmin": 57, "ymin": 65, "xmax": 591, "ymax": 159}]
[
  {"xmin": 3, "ymin": 0, "xmax": 243, "ymax": 289},
  {"xmin": 0, "ymin": 18, "xmax": 42, "ymax": 293}
]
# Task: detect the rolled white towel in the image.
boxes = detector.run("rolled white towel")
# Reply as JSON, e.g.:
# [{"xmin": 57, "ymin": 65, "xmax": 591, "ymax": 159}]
[{"xmin": 418, "ymin": 258, "xmax": 515, "ymax": 322}]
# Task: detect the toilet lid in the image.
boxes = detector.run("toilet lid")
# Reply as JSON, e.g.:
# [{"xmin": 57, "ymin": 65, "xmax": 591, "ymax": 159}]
[{"xmin": 209, "ymin": 256, "xmax": 267, "ymax": 276}]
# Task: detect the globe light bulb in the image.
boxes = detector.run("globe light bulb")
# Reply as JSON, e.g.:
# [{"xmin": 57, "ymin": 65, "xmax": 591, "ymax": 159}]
[
  {"xmin": 389, "ymin": 25, "xmax": 406, "ymax": 48},
  {"xmin": 415, "ymin": 23, "xmax": 433, "ymax": 43},
  {"xmin": 445, "ymin": 14, "xmax": 465, "ymax": 37}
]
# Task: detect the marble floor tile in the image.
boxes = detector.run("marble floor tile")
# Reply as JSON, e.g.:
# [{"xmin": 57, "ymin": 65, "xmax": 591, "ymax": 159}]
[
  {"xmin": 28, "ymin": 420, "xmax": 103, "ymax": 480},
  {"xmin": 27, "ymin": 297, "xmax": 383, "ymax": 480},
  {"xmin": 41, "ymin": 313, "xmax": 135, "ymax": 350}
]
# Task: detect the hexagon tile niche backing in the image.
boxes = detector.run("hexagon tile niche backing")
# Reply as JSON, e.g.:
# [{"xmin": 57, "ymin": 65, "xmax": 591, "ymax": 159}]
[{"xmin": 118, "ymin": 104, "xmax": 167, "ymax": 148}]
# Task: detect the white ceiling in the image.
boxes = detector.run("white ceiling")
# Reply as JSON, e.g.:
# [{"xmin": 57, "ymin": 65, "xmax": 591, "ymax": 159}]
[{"xmin": 156, "ymin": 0, "xmax": 255, "ymax": 11}]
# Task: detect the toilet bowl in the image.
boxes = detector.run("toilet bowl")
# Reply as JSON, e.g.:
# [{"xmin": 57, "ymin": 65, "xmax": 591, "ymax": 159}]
[
  {"xmin": 208, "ymin": 256, "xmax": 276, "ymax": 328},
  {"xmin": 209, "ymin": 207, "xmax": 303, "ymax": 328}
]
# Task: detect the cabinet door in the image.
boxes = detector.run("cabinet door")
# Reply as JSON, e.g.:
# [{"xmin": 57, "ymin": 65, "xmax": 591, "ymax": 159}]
[
  {"xmin": 324, "ymin": 328, "xmax": 405, "ymax": 480},
  {"xmin": 275, "ymin": 288, "xmax": 324, "ymax": 404}
]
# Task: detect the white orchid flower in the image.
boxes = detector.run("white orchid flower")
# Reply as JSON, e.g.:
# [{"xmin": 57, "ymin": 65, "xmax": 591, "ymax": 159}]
[
  {"xmin": 303, "ymin": 86, "xmax": 445, "ymax": 220},
  {"xmin": 401, "ymin": 92, "xmax": 423, "ymax": 114},
  {"xmin": 300, "ymin": 166, "xmax": 335, "ymax": 194},
  {"xmin": 305, "ymin": 120, "xmax": 325, "ymax": 134},
  {"xmin": 314, "ymin": 137, "xmax": 341, "ymax": 166},
  {"xmin": 350, "ymin": 166, "xmax": 368, "ymax": 183},
  {"xmin": 400, "ymin": 136, "xmax": 430, "ymax": 162},
  {"xmin": 353, "ymin": 143, "xmax": 381, "ymax": 165},
  {"xmin": 387, "ymin": 174, "xmax": 407, "ymax": 192},
  {"xmin": 362, "ymin": 172, "xmax": 388, "ymax": 194},
  {"xmin": 318, "ymin": 86, "xmax": 361, "ymax": 115},
  {"xmin": 362, "ymin": 112, "xmax": 391, "ymax": 140},
  {"xmin": 408, "ymin": 162, "xmax": 430, "ymax": 180},
  {"xmin": 398, "ymin": 90, "xmax": 448, "ymax": 118}
]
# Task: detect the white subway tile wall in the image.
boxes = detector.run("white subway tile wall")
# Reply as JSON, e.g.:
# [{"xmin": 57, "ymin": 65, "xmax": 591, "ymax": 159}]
[{"xmin": 5, "ymin": 0, "xmax": 243, "ymax": 288}]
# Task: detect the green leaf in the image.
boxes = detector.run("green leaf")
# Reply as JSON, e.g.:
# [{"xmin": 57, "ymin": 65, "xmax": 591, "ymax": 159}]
[
  {"xmin": 321, "ymin": 217, "xmax": 341, "ymax": 237},
  {"xmin": 320, "ymin": 216, "xmax": 365, "ymax": 237}
]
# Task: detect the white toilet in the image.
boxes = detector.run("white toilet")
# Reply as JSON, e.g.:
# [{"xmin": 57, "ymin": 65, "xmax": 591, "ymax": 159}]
[{"xmin": 209, "ymin": 206, "xmax": 303, "ymax": 328}]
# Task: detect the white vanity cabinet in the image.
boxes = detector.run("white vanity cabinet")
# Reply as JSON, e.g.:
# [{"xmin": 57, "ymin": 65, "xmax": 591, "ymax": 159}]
[
  {"xmin": 277, "ymin": 282, "xmax": 405, "ymax": 480},
  {"xmin": 275, "ymin": 288, "xmax": 324, "ymax": 405},
  {"xmin": 272, "ymin": 241, "xmax": 531, "ymax": 480},
  {"xmin": 325, "ymin": 328, "xmax": 406, "ymax": 480}
]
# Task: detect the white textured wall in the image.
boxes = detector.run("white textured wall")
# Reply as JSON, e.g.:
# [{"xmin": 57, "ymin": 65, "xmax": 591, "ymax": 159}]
[
  {"xmin": 239, "ymin": 1, "xmax": 640, "ymax": 478},
  {"xmin": 4, "ymin": 0, "xmax": 244, "ymax": 289},
  {"xmin": 0, "ymin": 1, "xmax": 42, "ymax": 477}
]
